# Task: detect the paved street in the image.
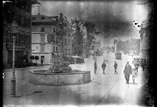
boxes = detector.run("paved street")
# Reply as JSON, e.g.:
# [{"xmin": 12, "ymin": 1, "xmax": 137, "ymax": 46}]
[{"xmin": 3, "ymin": 53, "xmax": 145, "ymax": 106}]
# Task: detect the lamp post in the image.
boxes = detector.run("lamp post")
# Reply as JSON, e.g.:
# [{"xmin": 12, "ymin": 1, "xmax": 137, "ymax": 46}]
[{"xmin": 11, "ymin": 19, "xmax": 18, "ymax": 97}]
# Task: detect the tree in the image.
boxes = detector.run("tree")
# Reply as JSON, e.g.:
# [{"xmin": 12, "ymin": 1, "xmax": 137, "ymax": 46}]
[
  {"xmin": 58, "ymin": 16, "xmax": 98, "ymax": 57},
  {"xmin": 83, "ymin": 21, "xmax": 98, "ymax": 57},
  {"xmin": 71, "ymin": 19, "xmax": 84, "ymax": 56}
]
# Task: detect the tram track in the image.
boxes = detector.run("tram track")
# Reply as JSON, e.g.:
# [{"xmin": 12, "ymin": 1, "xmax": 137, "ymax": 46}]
[{"xmin": 94, "ymin": 73, "xmax": 121, "ymax": 107}]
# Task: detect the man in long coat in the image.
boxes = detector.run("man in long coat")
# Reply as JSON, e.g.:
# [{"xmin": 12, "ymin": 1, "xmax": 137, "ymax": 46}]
[
  {"xmin": 94, "ymin": 61, "xmax": 97, "ymax": 74},
  {"xmin": 123, "ymin": 62, "xmax": 132, "ymax": 83},
  {"xmin": 102, "ymin": 61, "xmax": 106, "ymax": 74},
  {"xmin": 114, "ymin": 61, "xmax": 118, "ymax": 74}
]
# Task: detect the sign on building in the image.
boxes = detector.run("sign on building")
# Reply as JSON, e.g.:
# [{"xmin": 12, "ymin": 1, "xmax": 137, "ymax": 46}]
[{"xmin": 47, "ymin": 34, "xmax": 54, "ymax": 43}]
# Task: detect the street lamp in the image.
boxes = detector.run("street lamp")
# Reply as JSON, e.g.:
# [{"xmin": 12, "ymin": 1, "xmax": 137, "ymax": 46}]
[{"xmin": 11, "ymin": 19, "xmax": 18, "ymax": 97}]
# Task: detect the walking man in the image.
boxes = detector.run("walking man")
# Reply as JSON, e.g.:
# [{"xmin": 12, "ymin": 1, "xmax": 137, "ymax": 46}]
[
  {"xmin": 123, "ymin": 62, "xmax": 132, "ymax": 84},
  {"xmin": 114, "ymin": 61, "xmax": 118, "ymax": 74},
  {"xmin": 94, "ymin": 61, "xmax": 97, "ymax": 74},
  {"xmin": 41, "ymin": 57, "xmax": 44, "ymax": 66},
  {"xmin": 101, "ymin": 61, "xmax": 106, "ymax": 74}
]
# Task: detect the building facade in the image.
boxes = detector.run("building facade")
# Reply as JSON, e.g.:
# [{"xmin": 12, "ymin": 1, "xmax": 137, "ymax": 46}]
[
  {"xmin": 3, "ymin": 0, "xmax": 40, "ymax": 68},
  {"xmin": 139, "ymin": 22, "xmax": 150, "ymax": 59},
  {"xmin": 63, "ymin": 28, "xmax": 73, "ymax": 57},
  {"xmin": 31, "ymin": 14, "xmax": 62, "ymax": 64}
]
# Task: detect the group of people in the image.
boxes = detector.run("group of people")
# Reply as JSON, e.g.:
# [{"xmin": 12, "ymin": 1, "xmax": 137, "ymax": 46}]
[
  {"xmin": 94, "ymin": 59, "xmax": 118, "ymax": 75},
  {"xmin": 123, "ymin": 61, "xmax": 139, "ymax": 84},
  {"xmin": 94, "ymin": 58, "xmax": 139, "ymax": 84}
]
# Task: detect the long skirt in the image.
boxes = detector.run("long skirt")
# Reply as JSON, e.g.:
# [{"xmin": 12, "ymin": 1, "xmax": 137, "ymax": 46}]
[{"xmin": 132, "ymin": 70, "xmax": 138, "ymax": 83}]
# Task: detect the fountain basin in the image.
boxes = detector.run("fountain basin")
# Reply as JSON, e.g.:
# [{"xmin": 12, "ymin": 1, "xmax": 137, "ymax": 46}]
[{"xmin": 29, "ymin": 70, "xmax": 91, "ymax": 86}]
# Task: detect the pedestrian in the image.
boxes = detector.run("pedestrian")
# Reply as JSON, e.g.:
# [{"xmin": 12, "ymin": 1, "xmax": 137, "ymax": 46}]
[
  {"xmin": 114, "ymin": 61, "xmax": 118, "ymax": 74},
  {"xmin": 41, "ymin": 57, "xmax": 44, "ymax": 66},
  {"xmin": 101, "ymin": 61, "xmax": 106, "ymax": 74},
  {"xmin": 123, "ymin": 62, "xmax": 132, "ymax": 84},
  {"xmin": 143, "ymin": 59, "xmax": 147, "ymax": 71},
  {"xmin": 23, "ymin": 55, "xmax": 26, "ymax": 67},
  {"xmin": 94, "ymin": 61, "xmax": 97, "ymax": 74},
  {"xmin": 132, "ymin": 67, "xmax": 138, "ymax": 84},
  {"xmin": 134, "ymin": 60, "xmax": 139, "ymax": 74}
]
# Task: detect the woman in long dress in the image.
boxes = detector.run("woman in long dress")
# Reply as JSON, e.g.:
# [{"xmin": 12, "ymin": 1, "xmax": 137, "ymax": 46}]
[{"xmin": 132, "ymin": 66, "xmax": 138, "ymax": 84}]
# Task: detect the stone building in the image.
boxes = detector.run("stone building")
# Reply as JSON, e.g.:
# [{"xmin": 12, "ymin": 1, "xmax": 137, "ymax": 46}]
[
  {"xmin": 139, "ymin": 14, "xmax": 153, "ymax": 60},
  {"xmin": 63, "ymin": 27, "xmax": 73, "ymax": 57},
  {"xmin": 31, "ymin": 14, "xmax": 62, "ymax": 64},
  {"xmin": 139, "ymin": 4, "xmax": 154, "ymax": 60},
  {"xmin": 3, "ymin": 0, "xmax": 40, "ymax": 68},
  {"xmin": 139, "ymin": 21, "xmax": 150, "ymax": 59}
]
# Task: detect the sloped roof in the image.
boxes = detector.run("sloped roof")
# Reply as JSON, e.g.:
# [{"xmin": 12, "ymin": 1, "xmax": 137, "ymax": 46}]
[
  {"xmin": 32, "ymin": 14, "xmax": 54, "ymax": 22},
  {"xmin": 32, "ymin": 14, "xmax": 57, "ymax": 25},
  {"xmin": 31, "ymin": 0, "xmax": 41, "ymax": 5}
]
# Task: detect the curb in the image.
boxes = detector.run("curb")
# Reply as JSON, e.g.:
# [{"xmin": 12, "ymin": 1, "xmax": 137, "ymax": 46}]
[{"xmin": 3, "ymin": 65, "xmax": 51, "ymax": 72}]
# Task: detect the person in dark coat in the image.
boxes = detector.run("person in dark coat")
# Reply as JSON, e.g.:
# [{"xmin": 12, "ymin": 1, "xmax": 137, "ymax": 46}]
[
  {"xmin": 41, "ymin": 58, "xmax": 44, "ymax": 66},
  {"xmin": 94, "ymin": 61, "xmax": 97, "ymax": 74},
  {"xmin": 114, "ymin": 61, "xmax": 118, "ymax": 74},
  {"xmin": 123, "ymin": 62, "xmax": 132, "ymax": 84},
  {"xmin": 141, "ymin": 59, "xmax": 147, "ymax": 71},
  {"xmin": 101, "ymin": 61, "xmax": 106, "ymax": 74}
]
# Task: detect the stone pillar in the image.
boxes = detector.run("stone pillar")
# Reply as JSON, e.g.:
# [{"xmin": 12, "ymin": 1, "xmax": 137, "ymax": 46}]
[
  {"xmin": 115, "ymin": 41, "xmax": 119, "ymax": 53},
  {"xmin": 115, "ymin": 43, "xmax": 117, "ymax": 53}
]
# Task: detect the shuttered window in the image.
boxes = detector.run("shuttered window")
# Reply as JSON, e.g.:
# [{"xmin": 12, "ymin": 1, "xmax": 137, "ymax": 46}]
[{"xmin": 41, "ymin": 27, "xmax": 45, "ymax": 32}]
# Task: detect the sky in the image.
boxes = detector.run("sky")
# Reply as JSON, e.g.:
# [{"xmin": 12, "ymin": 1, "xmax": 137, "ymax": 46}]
[{"xmin": 32, "ymin": 0, "xmax": 149, "ymax": 46}]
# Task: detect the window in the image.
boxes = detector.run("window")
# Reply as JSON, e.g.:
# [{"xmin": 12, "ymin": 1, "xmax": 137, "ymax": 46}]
[
  {"xmin": 41, "ymin": 16, "xmax": 45, "ymax": 20},
  {"xmin": 56, "ymin": 47, "xmax": 58, "ymax": 53},
  {"xmin": 16, "ymin": 34, "xmax": 19, "ymax": 44},
  {"xmin": 26, "ymin": 18, "xmax": 30, "ymax": 28},
  {"xmin": 21, "ymin": 16, "xmax": 25, "ymax": 26},
  {"xmin": 53, "ymin": 46, "xmax": 55, "ymax": 52},
  {"xmin": 68, "ymin": 49, "xmax": 70, "ymax": 55},
  {"xmin": 40, "ymin": 44, "xmax": 45, "ymax": 52},
  {"xmin": 65, "ymin": 49, "xmax": 67, "ymax": 55},
  {"xmin": 41, "ymin": 27, "xmax": 45, "ymax": 32},
  {"xmin": 28, "ymin": 19, "xmax": 30, "ymax": 27},
  {"xmin": 24, "ymin": 17, "xmax": 27, "ymax": 26},
  {"xmin": 68, "ymin": 39, "xmax": 70, "ymax": 45},
  {"xmin": 21, "ymin": 34, "xmax": 24, "ymax": 44},
  {"xmin": 18, "ymin": 15, "xmax": 21, "ymax": 25},
  {"xmin": 23, "ymin": 34, "xmax": 26, "ymax": 44},
  {"xmin": 5, "ymin": 30, "xmax": 9, "ymax": 42},
  {"xmin": 55, "ymin": 37, "xmax": 57, "ymax": 44},
  {"xmin": 28, "ymin": 36, "xmax": 30, "ymax": 44},
  {"xmin": 40, "ymin": 34, "xmax": 45, "ymax": 43},
  {"xmin": 32, "ymin": 17, "xmax": 36, "ymax": 20},
  {"xmin": 53, "ymin": 27, "xmax": 56, "ymax": 33},
  {"xmin": 65, "ymin": 39, "xmax": 67, "ymax": 45},
  {"xmin": 24, "ymin": 35, "xmax": 27, "ymax": 44}
]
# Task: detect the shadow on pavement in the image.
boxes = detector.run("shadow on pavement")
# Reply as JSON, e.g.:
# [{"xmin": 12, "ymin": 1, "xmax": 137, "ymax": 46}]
[{"xmin": 126, "ymin": 83, "xmax": 138, "ymax": 85}]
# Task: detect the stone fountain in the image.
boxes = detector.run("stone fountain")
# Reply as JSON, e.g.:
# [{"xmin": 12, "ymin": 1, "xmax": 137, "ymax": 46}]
[{"xmin": 29, "ymin": 56, "xmax": 91, "ymax": 86}]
